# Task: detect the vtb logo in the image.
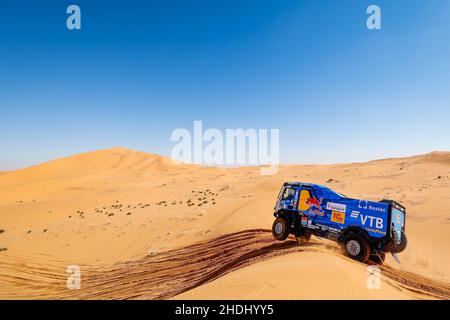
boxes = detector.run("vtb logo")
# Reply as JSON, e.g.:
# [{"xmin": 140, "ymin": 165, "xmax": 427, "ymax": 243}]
[{"xmin": 360, "ymin": 215, "xmax": 384, "ymax": 229}]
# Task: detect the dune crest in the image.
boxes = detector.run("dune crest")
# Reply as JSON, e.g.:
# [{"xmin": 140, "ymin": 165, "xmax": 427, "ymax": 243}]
[{"xmin": 0, "ymin": 147, "xmax": 180, "ymax": 184}]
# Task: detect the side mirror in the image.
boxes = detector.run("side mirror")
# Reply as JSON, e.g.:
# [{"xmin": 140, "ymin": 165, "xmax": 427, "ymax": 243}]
[{"xmin": 288, "ymin": 199, "xmax": 294, "ymax": 209}]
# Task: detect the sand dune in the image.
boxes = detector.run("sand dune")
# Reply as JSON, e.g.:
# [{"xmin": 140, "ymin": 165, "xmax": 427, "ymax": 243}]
[
  {"xmin": 1, "ymin": 230, "xmax": 448, "ymax": 300},
  {"xmin": 0, "ymin": 148, "xmax": 449, "ymax": 299}
]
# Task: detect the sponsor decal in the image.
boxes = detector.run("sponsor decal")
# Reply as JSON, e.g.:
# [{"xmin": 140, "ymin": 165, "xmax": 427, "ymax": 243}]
[
  {"xmin": 368, "ymin": 204, "xmax": 387, "ymax": 213},
  {"xmin": 309, "ymin": 208, "xmax": 324, "ymax": 216},
  {"xmin": 315, "ymin": 223, "xmax": 340, "ymax": 233},
  {"xmin": 301, "ymin": 216, "xmax": 308, "ymax": 226},
  {"xmin": 350, "ymin": 211, "xmax": 360, "ymax": 219},
  {"xmin": 328, "ymin": 227, "xmax": 342, "ymax": 233},
  {"xmin": 331, "ymin": 210, "xmax": 346, "ymax": 224},
  {"xmin": 306, "ymin": 197, "xmax": 325, "ymax": 216},
  {"xmin": 316, "ymin": 224, "xmax": 329, "ymax": 231},
  {"xmin": 358, "ymin": 200, "xmax": 368, "ymax": 210},
  {"xmin": 306, "ymin": 197, "xmax": 323, "ymax": 211},
  {"xmin": 326, "ymin": 202, "xmax": 346, "ymax": 213},
  {"xmin": 358, "ymin": 200, "xmax": 387, "ymax": 213},
  {"xmin": 365, "ymin": 228, "xmax": 386, "ymax": 235},
  {"xmin": 360, "ymin": 214, "xmax": 384, "ymax": 230}
]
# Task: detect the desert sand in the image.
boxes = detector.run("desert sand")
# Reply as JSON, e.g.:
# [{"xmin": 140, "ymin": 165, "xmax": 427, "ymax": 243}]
[{"xmin": 0, "ymin": 148, "xmax": 449, "ymax": 299}]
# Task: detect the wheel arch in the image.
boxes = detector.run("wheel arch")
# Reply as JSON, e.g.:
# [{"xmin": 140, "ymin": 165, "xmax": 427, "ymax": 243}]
[
  {"xmin": 339, "ymin": 226, "xmax": 374, "ymax": 248},
  {"xmin": 274, "ymin": 209, "xmax": 297, "ymax": 221}
]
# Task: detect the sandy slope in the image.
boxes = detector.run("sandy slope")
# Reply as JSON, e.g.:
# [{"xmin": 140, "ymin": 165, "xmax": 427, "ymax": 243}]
[
  {"xmin": 174, "ymin": 251, "xmax": 410, "ymax": 300},
  {"xmin": 0, "ymin": 148, "xmax": 449, "ymax": 299},
  {"xmin": 1, "ymin": 230, "xmax": 448, "ymax": 300}
]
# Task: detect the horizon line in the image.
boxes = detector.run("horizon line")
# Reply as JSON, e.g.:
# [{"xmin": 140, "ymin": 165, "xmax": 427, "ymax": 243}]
[{"xmin": 1, "ymin": 147, "xmax": 448, "ymax": 173}]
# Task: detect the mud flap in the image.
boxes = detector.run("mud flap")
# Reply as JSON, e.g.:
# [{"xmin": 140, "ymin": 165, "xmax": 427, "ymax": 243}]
[{"xmin": 391, "ymin": 252, "xmax": 401, "ymax": 266}]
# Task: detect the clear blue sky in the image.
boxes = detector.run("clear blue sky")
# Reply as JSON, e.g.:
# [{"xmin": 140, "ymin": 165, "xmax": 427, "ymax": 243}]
[{"xmin": 1, "ymin": 0, "xmax": 449, "ymax": 170}]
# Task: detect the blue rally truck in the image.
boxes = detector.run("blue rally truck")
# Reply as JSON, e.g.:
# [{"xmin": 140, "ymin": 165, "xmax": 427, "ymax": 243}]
[{"xmin": 272, "ymin": 182, "xmax": 407, "ymax": 263}]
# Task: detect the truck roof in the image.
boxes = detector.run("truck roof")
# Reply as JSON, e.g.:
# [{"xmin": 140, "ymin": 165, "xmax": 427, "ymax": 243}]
[
  {"xmin": 283, "ymin": 182, "xmax": 347, "ymax": 200},
  {"xmin": 283, "ymin": 182, "xmax": 405, "ymax": 212},
  {"xmin": 284, "ymin": 182, "xmax": 327, "ymax": 189}
]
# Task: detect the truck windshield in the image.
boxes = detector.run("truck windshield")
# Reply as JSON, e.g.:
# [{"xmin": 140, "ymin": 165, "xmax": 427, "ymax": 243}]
[{"xmin": 281, "ymin": 187, "xmax": 296, "ymax": 200}]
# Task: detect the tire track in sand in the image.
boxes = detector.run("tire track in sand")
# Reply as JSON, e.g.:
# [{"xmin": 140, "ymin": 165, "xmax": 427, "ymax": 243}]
[{"xmin": 0, "ymin": 229, "xmax": 449, "ymax": 299}]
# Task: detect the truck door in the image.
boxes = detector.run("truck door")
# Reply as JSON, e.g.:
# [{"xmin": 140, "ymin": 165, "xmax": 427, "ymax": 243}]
[
  {"xmin": 298, "ymin": 189, "xmax": 312, "ymax": 211},
  {"xmin": 298, "ymin": 188, "xmax": 326, "ymax": 223}
]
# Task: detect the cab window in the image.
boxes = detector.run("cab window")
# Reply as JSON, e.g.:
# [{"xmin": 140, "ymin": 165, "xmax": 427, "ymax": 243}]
[{"xmin": 281, "ymin": 187, "xmax": 296, "ymax": 201}]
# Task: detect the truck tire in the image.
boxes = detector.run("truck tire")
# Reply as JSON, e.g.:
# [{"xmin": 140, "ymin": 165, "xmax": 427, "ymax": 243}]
[
  {"xmin": 343, "ymin": 234, "xmax": 371, "ymax": 263},
  {"xmin": 272, "ymin": 218, "xmax": 289, "ymax": 241},
  {"xmin": 369, "ymin": 251, "xmax": 386, "ymax": 264},
  {"xmin": 394, "ymin": 232, "xmax": 407, "ymax": 253}
]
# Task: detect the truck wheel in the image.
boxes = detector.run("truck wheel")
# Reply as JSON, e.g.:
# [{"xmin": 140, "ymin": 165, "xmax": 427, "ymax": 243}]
[
  {"xmin": 369, "ymin": 251, "xmax": 386, "ymax": 264},
  {"xmin": 272, "ymin": 218, "xmax": 289, "ymax": 241},
  {"xmin": 296, "ymin": 233, "xmax": 311, "ymax": 245},
  {"xmin": 394, "ymin": 232, "xmax": 407, "ymax": 253},
  {"xmin": 343, "ymin": 234, "xmax": 371, "ymax": 263}
]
